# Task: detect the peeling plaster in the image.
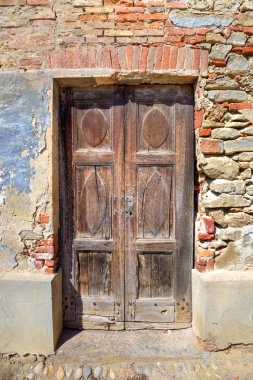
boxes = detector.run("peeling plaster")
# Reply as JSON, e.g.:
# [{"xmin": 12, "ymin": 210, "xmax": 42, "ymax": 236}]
[
  {"xmin": 0, "ymin": 72, "xmax": 53, "ymax": 271},
  {"xmin": 0, "ymin": 72, "xmax": 51, "ymax": 194}
]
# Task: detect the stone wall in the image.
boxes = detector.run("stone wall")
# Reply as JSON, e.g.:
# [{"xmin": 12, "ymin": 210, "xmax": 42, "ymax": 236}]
[{"xmin": 0, "ymin": 0, "xmax": 253, "ymax": 273}]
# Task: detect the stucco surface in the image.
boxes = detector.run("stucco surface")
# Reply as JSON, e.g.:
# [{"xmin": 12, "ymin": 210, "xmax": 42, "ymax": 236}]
[
  {"xmin": 0, "ymin": 270, "xmax": 62, "ymax": 355},
  {"xmin": 192, "ymin": 269, "xmax": 253, "ymax": 349}
]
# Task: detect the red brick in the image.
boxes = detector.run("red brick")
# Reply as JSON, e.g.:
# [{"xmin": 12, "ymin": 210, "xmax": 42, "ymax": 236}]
[
  {"xmin": 50, "ymin": 51, "xmax": 60, "ymax": 69},
  {"xmin": 43, "ymin": 238, "xmax": 57, "ymax": 247},
  {"xmin": 35, "ymin": 259, "xmax": 44, "ymax": 270},
  {"xmin": 125, "ymin": 44, "xmax": 133, "ymax": 70},
  {"xmin": 81, "ymin": 46, "xmax": 88, "ymax": 68},
  {"xmin": 210, "ymin": 60, "xmax": 227, "ymax": 67},
  {"xmin": 30, "ymin": 11, "xmax": 56, "ymax": 20},
  {"xmin": 199, "ymin": 128, "xmax": 211, "ymax": 137},
  {"xmin": 243, "ymin": 47, "xmax": 253, "ymax": 56},
  {"xmin": 161, "ymin": 45, "xmax": 170, "ymax": 70},
  {"xmin": 195, "ymin": 262, "xmax": 205, "ymax": 272},
  {"xmin": 166, "ymin": 27, "xmax": 208, "ymax": 36},
  {"xmin": 200, "ymin": 138, "xmax": 224, "ymax": 154},
  {"xmin": 176, "ymin": 46, "xmax": 185, "ymax": 70},
  {"xmin": 193, "ymin": 48, "xmax": 201, "ymax": 71},
  {"xmin": 229, "ymin": 26, "xmax": 253, "ymax": 35},
  {"xmin": 19, "ymin": 59, "xmax": 41, "ymax": 67},
  {"xmin": 0, "ymin": 0, "xmax": 25, "ymax": 5},
  {"xmin": 147, "ymin": 46, "xmax": 156, "ymax": 70},
  {"xmin": 45, "ymin": 267, "xmax": 57, "ymax": 274},
  {"xmin": 206, "ymin": 259, "xmax": 214, "ymax": 271},
  {"xmin": 104, "ymin": 46, "xmax": 112, "ymax": 68},
  {"xmin": 154, "ymin": 45, "xmax": 163, "ymax": 70},
  {"xmin": 27, "ymin": 0, "xmax": 49, "ymax": 4},
  {"xmin": 45, "ymin": 257, "xmax": 59, "ymax": 267},
  {"xmin": 198, "ymin": 257, "xmax": 207, "ymax": 266},
  {"xmin": 228, "ymin": 102, "xmax": 252, "ymax": 110},
  {"xmin": 200, "ymin": 49, "xmax": 209, "ymax": 75},
  {"xmin": 194, "ymin": 109, "xmax": 204, "ymax": 129},
  {"xmin": 167, "ymin": 1, "xmax": 187, "ymax": 8},
  {"xmin": 118, "ymin": 46, "xmax": 127, "ymax": 70},
  {"xmin": 74, "ymin": 45, "xmax": 81, "ymax": 69},
  {"xmin": 172, "ymin": 42, "xmax": 185, "ymax": 47},
  {"xmin": 66, "ymin": 49, "xmax": 74, "ymax": 69},
  {"xmin": 35, "ymin": 246, "xmax": 55, "ymax": 254},
  {"xmin": 185, "ymin": 47, "xmax": 194, "ymax": 70},
  {"xmin": 198, "ymin": 232, "xmax": 215, "ymax": 240},
  {"xmin": 115, "ymin": 6, "xmax": 144, "ymax": 13},
  {"xmin": 138, "ymin": 13, "xmax": 167, "ymax": 20},
  {"xmin": 88, "ymin": 46, "xmax": 96, "ymax": 68},
  {"xmin": 165, "ymin": 36, "xmax": 182, "ymax": 43},
  {"xmin": 113, "ymin": 14, "xmax": 137, "ymax": 21},
  {"xmin": 139, "ymin": 45, "xmax": 149, "ymax": 71},
  {"xmin": 169, "ymin": 45, "xmax": 178, "ymax": 69},
  {"xmin": 110, "ymin": 46, "xmax": 121, "ymax": 70},
  {"xmin": 34, "ymin": 22, "xmax": 55, "ymax": 30},
  {"xmin": 201, "ymin": 215, "xmax": 215, "ymax": 234},
  {"xmin": 184, "ymin": 35, "xmax": 206, "ymax": 44},
  {"xmin": 232, "ymin": 46, "xmax": 243, "ymax": 52}
]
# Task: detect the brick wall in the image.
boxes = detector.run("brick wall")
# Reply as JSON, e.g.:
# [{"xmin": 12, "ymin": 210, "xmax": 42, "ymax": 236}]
[{"xmin": 1, "ymin": 0, "xmax": 253, "ymax": 273}]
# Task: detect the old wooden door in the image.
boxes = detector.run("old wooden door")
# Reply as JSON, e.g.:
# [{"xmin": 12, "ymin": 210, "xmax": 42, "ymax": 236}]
[{"xmin": 60, "ymin": 85, "xmax": 194, "ymax": 330}]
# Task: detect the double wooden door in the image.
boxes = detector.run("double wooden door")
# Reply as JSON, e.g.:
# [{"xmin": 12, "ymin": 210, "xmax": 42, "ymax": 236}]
[{"xmin": 60, "ymin": 85, "xmax": 194, "ymax": 330}]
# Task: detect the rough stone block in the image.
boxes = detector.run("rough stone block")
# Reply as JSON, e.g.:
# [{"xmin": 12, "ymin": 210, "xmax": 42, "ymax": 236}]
[
  {"xmin": 202, "ymin": 157, "xmax": 239, "ymax": 180},
  {"xmin": 169, "ymin": 13, "xmax": 233, "ymax": 28},
  {"xmin": 224, "ymin": 138, "xmax": 253, "ymax": 154},
  {"xmin": 200, "ymin": 138, "xmax": 224, "ymax": 154},
  {"xmin": 192, "ymin": 269, "xmax": 253, "ymax": 349},
  {"xmin": 208, "ymin": 90, "xmax": 248, "ymax": 103},
  {"xmin": 0, "ymin": 271, "xmax": 62, "ymax": 355},
  {"xmin": 227, "ymin": 32, "xmax": 247, "ymax": 46},
  {"xmin": 227, "ymin": 53, "xmax": 250, "ymax": 73},
  {"xmin": 202, "ymin": 192, "xmax": 250, "ymax": 208},
  {"xmin": 209, "ymin": 44, "xmax": 232, "ymax": 61}
]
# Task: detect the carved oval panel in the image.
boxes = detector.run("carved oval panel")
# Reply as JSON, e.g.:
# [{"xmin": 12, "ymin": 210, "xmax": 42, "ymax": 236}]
[
  {"xmin": 81, "ymin": 169, "xmax": 107, "ymax": 235},
  {"xmin": 143, "ymin": 171, "xmax": 169, "ymax": 236},
  {"xmin": 82, "ymin": 108, "xmax": 107, "ymax": 147},
  {"xmin": 142, "ymin": 108, "xmax": 169, "ymax": 148}
]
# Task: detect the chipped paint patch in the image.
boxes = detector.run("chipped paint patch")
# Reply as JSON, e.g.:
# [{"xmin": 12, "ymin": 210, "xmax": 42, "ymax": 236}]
[{"xmin": 0, "ymin": 72, "xmax": 51, "ymax": 194}]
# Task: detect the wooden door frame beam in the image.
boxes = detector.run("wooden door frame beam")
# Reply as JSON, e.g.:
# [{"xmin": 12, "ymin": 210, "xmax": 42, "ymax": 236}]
[{"xmin": 53, "ymin": 71, "xmax": 200, "ymax": 328}]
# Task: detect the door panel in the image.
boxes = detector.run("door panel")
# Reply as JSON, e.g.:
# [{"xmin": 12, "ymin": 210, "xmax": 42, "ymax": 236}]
[
  {"xmin": 60, "ymin": 85, "xmax": 193, "ymax": 329},
  {"xmin": 61, "ymin": 86, "xmax": 125, "ymax": 329},
  {"xmin": 124, "ymin": 85, "xmax": 194, "ymax": 326}
]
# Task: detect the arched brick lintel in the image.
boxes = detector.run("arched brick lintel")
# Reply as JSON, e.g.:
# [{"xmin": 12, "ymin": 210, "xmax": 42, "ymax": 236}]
[{"xmin": 46, "ymin": 45, "xmax": 209, "ymax": 76}]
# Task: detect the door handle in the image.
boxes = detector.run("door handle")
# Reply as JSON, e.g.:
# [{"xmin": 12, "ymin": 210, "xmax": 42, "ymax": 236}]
[{"xmin": 126, "ymin": 195, "xmax": 134, "ymax": 218}]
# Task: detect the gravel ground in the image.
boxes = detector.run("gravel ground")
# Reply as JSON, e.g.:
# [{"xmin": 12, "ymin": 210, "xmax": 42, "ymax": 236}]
[{"xmin": 1, "ymin": 329, "xmax": 253, "ymax": 380}]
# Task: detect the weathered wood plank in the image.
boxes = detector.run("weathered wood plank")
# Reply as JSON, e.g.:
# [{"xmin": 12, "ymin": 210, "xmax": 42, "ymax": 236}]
[
  {"xmin": 135, "ymin": 240, "xmax": 176, "ymax": 252},
  {"xmin": 125, "ymin": 322, "xmax": 191, "ymax": 330},
  {"xmin": 73, "ymin": 151, "xmax": 114, "ymax": 165},
  {"xmin": 133, "ymin": 298, "xmax": 175, "ymax": 323},
  {"xmin": 174, "ymin": 85, "xmax": 194, "ymax": 323},
  {"xmin": 74, "ymin": 239, "xmax": 114, "ymax": 251},
  {"xmin": 75, "ymin": 297, "xmax": 115, "ymax": 317}
]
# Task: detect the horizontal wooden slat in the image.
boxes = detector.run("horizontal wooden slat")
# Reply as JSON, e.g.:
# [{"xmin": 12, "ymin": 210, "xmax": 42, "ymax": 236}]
[
  {"xmin": 133, "ymin": 298, "xmax": 175, "ymax": 323},
  {"xmin": 135, "ymin": 153, "xmax": 175, "ymax": 165},
  {"xmin": 75, "ymin": 296, "xmax": 115, "ymax": 317},
  {"xmin": 135, "ymin": 240, "xmax": 176, "ymax": 252},
  {"xmin": 74, "ymin": 239, "xmax": 114, "ymax": 251},
  {"xmin": 125, "ymin": 322, "xmax": 191, "ymax": 330},
  {"xmin": 73, "ymin": 151, "xmax": 114, "ymax": 165}
]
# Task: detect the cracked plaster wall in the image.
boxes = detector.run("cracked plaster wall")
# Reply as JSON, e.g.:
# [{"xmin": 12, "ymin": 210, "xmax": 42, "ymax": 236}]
[
  {"xmin": 0, "ymin": 72, "xmax": 54, "ymax": 272},
  {"xmin": 0, "ymin": 0, "xmax": 253, "ymax": 274}
]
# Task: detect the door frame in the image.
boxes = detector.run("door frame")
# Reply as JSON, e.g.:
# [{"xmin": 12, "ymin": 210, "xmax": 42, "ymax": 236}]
[{"xmin": 56, "ymin": 75, "xmax": 196, "ymax": 330}]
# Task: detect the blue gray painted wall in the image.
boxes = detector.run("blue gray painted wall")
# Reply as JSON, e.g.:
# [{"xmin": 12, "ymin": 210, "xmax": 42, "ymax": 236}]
[
  {"xmin": 0, "ymin": 72, "xmax": 51, "ymax": 194},
  {"xmin": 0, "ymin": 71, "xmax": 52, "ymax": 271}
]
